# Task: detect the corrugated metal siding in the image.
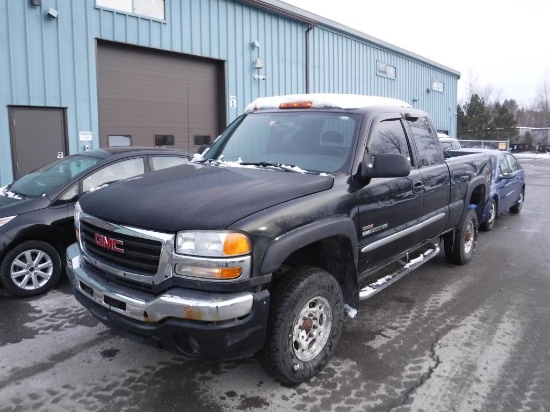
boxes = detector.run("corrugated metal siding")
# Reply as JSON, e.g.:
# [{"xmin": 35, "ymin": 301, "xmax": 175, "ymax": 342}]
[
  {"xmin": 0, "ymin": 0, "xmax": 458, "ymax": 184},
  {"xmin": 309, "ymin": 27, "xmax": 459, "ymax": 137}
]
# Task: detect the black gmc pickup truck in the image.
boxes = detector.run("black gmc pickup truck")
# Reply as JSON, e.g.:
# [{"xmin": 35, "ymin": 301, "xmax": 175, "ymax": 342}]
[{"xmin": 67, "ymin": 94, "xmax": 491, "ymax": 384}]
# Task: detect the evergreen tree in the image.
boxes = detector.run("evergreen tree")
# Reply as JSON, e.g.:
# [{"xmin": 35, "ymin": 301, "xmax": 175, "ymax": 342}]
[
  {"xmin": 458, "ymin": 94, "xmax": 490, "ymax": 140},
  {"xmin": 489, "ymin": 103, "xmax": 518, "ymax": 141}
]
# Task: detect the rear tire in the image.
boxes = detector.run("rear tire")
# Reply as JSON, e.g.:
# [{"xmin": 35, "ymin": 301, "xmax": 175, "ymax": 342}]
[
  {"xmin": 0, "ymin": 240, "xmax": 62, "ymax": 297},
  {"xmin": 480, "ymin": 199, "xmax": 496, "ymax": 232},
  {"xmin": 259, "ymin": 267, "xmax": 344, "ymax": 385},
  {"xmin": 444, "ymin": 209, "xmax": 478, "ymax": 265},
  {"xmin": 509, "ymin": 189, "xmax": 524, "ymax": 214}
]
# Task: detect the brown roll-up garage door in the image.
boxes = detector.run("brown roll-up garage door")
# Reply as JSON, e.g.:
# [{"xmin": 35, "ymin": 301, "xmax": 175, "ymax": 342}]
[{"xmin": 97, "ymin": 41, "xmax": 224, "ymax": 152}]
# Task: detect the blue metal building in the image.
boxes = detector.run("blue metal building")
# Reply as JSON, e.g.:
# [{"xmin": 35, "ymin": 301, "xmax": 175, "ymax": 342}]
[{"xmin": 0, "ymin": 0, "xmax": 460, "ymax": 184}]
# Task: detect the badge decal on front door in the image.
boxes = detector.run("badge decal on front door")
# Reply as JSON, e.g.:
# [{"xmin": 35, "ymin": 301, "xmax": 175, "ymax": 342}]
[{"xmin": 362, "ymin": 223, "xmax": 388, "ymax": 237}]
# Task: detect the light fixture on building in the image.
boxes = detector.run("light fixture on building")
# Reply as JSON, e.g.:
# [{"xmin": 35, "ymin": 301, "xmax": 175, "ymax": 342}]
[
  {"xmin": 252, "ymin": 40, "xmax": 265, "ymax": 79},
  {"xmin": 412, "ymin": 97, "xmax": 419, "ymax": 102},
  {"xmin": 253, "ymin": 58, "xmax": 263, "ymax": 70},
  {"xmin": 30, "ymin": 0, "xmax": 40, "ymax": 6},
  {"xmin": 46, "ymin": 7, "xmax": 58, "ymax": 19}
]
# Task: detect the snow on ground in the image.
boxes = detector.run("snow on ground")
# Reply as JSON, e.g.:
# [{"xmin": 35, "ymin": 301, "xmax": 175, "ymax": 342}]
[{"xmin": 512, "ymin": 151, "xmax": 550, "ymax": 160}]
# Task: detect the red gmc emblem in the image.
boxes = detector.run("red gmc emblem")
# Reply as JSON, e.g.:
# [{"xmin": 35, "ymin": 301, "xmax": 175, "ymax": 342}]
[{"xmin": 94, "ymin": 233, "xmax": 124, "ymax": 253}]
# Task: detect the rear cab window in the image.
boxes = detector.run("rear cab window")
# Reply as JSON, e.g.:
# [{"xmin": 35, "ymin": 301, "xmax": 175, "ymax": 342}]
[{"xmin": 406, "ymin": 117, "xmax": 442, "ymax": 166}]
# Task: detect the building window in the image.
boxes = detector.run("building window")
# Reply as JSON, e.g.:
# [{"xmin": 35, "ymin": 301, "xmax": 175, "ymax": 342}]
[
  {"xmin": 108, "ymin": 135, "xmax": 132, "ymax": 147},
  {"xmin": 96, "ymin": 0, "xmax": 165, "ymax": 20},
  {"xmin": 154, "ymin": 135, "xmax": 174, "ymax": 146},
  {"xmin": 432, "ymin": 80, "xmax": 444, "ymax": 93},
  {"xmin": 194, "ymin": 135, "xmax": 212, "ymax": 146},
  {"xmin": 376, "ymin": 61, "xmax": 396, "ymax": 79}
]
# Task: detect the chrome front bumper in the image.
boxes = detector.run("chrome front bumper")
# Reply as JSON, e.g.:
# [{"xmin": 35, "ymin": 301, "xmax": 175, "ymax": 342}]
[{"xmin": 66, "ymin": 243, "xmax": 255, "ymax": 323}]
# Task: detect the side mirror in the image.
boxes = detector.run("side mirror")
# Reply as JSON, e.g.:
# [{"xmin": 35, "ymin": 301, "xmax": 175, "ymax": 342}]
[
  {"xmin": 362, "ymin": 153, "xmax": 411, "ymax": 179},
  {"xmin": 498, "ymin": 173, "xmax": 512, "ymax": 180},
  {"xmin": 197, "ymin": 144, "xmax": 209, "ymax": 154}
]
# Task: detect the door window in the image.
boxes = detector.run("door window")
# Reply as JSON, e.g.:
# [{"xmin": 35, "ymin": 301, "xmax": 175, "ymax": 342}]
[
  {"xmin": 499, "ymin": 156, "xmax": 512, "ymax": 175},
  {"xmin": 368, "ymin": 118, "xmax": 412, "ymax": 163},
  {"xmin": 82, "ymin": 158, "xmax": 145, "ymax": 192},
  {"xmin": 57, "ymin": 183, "xmax": 78, "ymax": 203},
  {"xmin": 150, "ymin": 156, "xmax": 189, "ymax": 171},
  {"xmin": 505, "ymin": 154, "xmax": 518, "ymax": 172}
]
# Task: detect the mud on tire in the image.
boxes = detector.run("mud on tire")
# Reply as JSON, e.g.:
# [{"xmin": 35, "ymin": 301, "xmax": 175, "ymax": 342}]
[
  {"xmin": 444, "ymin": 209, "xmax": 478, "ymax": 265},
  {"xmin": 259, "ymin": 267, "xmax": 344, "ymax": 385}
]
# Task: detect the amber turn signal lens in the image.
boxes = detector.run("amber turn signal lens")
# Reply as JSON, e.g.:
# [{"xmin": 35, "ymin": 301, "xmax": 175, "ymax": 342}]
[
  {"xmin": 219, "ymin": 267, "xmax": 242, "ymax": 279},
  {"xmin": 223, "ymin": 233, "xmax": 251, "ymax": 256}
]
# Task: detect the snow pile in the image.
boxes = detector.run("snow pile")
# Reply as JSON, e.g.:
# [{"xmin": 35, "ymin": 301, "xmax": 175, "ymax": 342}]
[
  {"xmin": 403, "ymin": 248, "xmax": 435, "ymax": 269},
  {"xmin": 0, "ymin": 184, "xmax": 23, "ymax": 199},
  {"xmin": 245, "ymin": 93, "xmax": 412, "ymax": 113}
]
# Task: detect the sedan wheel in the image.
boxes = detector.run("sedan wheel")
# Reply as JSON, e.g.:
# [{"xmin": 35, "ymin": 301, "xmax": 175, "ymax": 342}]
[
  {"xmin": 480, "ymin": 199, "xmax": 496, "ymax": 231},
  {"xmin": 509, "ymin": 189, "xmax": 524, "ymax": 214},
  {"xmin": 0, "ymin": 240, "xmax": 62, "ymax": 297}
]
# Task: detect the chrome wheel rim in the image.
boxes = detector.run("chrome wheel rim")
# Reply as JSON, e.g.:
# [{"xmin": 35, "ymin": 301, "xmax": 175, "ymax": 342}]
[
  {"xmin": 487, "ymin": 203, "xmax": 496, "ymax": 226},
  {"xmin": 10, "ymin": 249, "xmax": 53, "ymax": 290},
  {"xmin": 464, "ymin": 221, "xmax": 474, "ymax": 254},
  {"xmin": 517, "ymin": 192, "xmax": 523, "ymax": 211},
  {"xmin": 292, "ymin": 296, "xmax": 333, "ymax": 361}
]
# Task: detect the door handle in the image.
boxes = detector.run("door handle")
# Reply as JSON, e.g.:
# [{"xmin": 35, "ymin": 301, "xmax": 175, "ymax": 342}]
[{"xmin": 413, "ymin": 181, "xmax": 424, "ymax": 193}]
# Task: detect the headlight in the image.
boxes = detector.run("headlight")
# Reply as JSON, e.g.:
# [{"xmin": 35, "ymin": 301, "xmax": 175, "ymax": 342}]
[
  {"xmin": 0, "ymin": 215, "xmax": 16, "ymax": 228},
  {"xmin": 175, "ymin": 231, "xmax": 251, "ymax": 257}
]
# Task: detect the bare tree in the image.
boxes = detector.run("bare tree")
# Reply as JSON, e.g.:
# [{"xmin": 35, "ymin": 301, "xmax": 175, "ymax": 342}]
[
  {"xmin": 535, "ymin": 70, "xmax": 550, "ymax": 126},
  {"xmin": 462, "ymin": 67, "xmax": 504, "ymax": 106}
]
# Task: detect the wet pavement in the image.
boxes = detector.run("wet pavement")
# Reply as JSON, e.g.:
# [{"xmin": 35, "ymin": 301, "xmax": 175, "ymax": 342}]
[{"xmin": 1, "ymin": 156, "xmax": 549, "ymax": 412}]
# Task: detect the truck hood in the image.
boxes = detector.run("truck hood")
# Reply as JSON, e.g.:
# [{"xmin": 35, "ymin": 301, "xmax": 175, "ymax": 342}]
[{"xmin": 79, "ymin": 164, "xmax": 334, "ymax": 232}]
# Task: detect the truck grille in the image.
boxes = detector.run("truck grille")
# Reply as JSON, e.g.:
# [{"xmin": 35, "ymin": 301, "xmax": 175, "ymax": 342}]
[{"xmin": 81, "ymin": 221, "xmax": 162, "ymax": 275}]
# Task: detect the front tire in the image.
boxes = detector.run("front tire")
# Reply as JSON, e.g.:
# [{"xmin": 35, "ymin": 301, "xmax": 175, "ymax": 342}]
[
  {"xmin": 480, "ymin": 199, "xmax": 497, "ymax": 232},
  {"xmin": 0, "ymin": 240, "xmax": 62, "ymax": 297},
  {"xmin": 509, "ymin": 189, "xmax": 524, "ymax": 214},
  {"xmin": 444, "ymin": 209, "xmax": 478, "ymax": 265},
  {"xmin": 259, "ymin": 267, "xmax": 344, "ymax": 385}
]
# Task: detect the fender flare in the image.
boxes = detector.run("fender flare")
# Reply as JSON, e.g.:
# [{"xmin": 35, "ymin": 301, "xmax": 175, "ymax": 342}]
[
  {"xmin": 462, "ymin": 175, "xmax": 489, "ymax": 220},
  {"xmin": 260, "ymin": 217, "xmax": 358, "ymax": 274}
]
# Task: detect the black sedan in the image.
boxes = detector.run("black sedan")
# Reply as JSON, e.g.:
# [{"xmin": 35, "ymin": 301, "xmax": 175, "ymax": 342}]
[{"xmin": 0, "ymin": 147, "xmax": 191, "ymax": 297}]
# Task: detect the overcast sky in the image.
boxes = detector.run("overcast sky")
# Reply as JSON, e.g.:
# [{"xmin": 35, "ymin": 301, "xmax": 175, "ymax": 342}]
[{"xmin": 281, "ymin": 0, "xmax": 549, "ymax": 107}]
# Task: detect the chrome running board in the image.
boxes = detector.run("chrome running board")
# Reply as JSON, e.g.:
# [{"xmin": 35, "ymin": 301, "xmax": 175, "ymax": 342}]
[{"xmin": 359, "ymin": 244, "xmax": 440, "ymax": 301}]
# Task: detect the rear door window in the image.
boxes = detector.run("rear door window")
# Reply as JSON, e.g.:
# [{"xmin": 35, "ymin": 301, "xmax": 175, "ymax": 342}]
[{"xmin": 150, "ymin": 156, "xmax": 189, "ymax": 171}]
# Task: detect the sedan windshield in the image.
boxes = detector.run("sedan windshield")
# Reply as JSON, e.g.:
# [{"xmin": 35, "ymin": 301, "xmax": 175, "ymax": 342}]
[
  {"xmin": 203, "ymin": 112, "xmax": 360, "ymax": 174},
  {"xmin": 9, "ymin": 155, "xmax": 101, "ymax": 198}
]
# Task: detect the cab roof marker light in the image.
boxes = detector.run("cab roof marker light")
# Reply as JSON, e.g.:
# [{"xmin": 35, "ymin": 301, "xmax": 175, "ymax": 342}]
[
  {"xmin": 244, "ymin": 93, "xmax": 412, "ymax": 113},
  {"xmin": 279, "ymin": 101, "xmax": 313, "ymax": 109}
]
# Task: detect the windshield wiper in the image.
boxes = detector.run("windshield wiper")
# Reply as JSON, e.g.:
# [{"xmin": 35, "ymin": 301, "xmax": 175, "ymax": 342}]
[{"xmin": 240, "ymin": 162, "xmax": 303, "ymax": 173}]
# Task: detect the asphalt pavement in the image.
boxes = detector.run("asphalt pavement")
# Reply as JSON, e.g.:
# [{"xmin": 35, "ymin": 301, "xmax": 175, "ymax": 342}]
[{"xmin": 1, "ymin": 155, "xmax": 549, "ymax": 412}]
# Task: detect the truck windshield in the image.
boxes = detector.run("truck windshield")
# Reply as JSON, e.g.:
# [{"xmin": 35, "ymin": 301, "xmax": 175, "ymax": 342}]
[
  {"xmin": 9, "ymin": 155, "xmax": 101, "ymax": 198},
  {"xmin": 203, "ymin": 111, "xmax": 360, "ymax": 174}
]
